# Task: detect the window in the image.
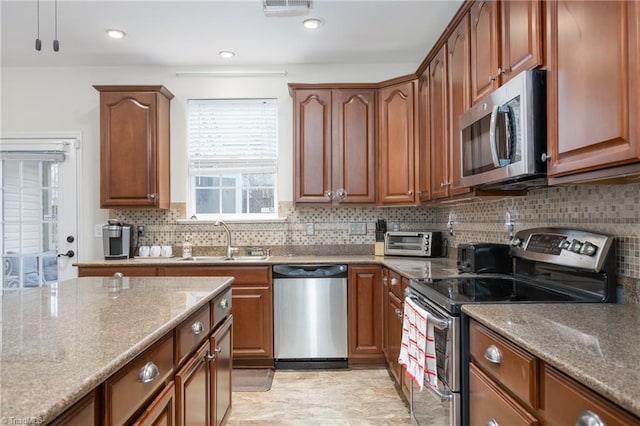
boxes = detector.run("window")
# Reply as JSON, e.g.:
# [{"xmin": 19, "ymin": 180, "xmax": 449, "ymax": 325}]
[{"xmin": 187, "ymin": 98, "xmax": 278, "ymax": 220}]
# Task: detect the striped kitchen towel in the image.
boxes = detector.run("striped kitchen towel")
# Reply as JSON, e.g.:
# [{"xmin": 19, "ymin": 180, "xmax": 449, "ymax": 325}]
[{"xmin": 398, "ymin": 296, "xmax": 438, "ymax": 392}]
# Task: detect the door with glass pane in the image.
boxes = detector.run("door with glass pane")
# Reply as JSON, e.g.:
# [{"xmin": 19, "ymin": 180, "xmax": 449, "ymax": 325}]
[{"xmin": 0, "ymin": 137, "xmax": 78, "ymax": 291}]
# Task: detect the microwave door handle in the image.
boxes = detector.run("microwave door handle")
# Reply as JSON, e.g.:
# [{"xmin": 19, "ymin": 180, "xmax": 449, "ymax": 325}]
[
  {"xmin": 503, "ymin": 105, "xmax": 514, "ymax": 164},
  {"xmin": 489, "ymin": 104, "xmax": 501, "ymax": 168}
]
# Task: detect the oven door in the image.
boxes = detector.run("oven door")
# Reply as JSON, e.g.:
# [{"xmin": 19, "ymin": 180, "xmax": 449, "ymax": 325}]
[{"xmin": 407, "ymin": 291, "xmax": 461, "ymax": 426}]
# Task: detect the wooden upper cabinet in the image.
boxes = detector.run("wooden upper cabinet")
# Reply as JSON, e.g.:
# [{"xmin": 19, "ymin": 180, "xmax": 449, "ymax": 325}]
[
  {"xmin": 94, "ymin": 85, "xmax": 173, "ymax": 209},
  {"xmin": 378, "ymin": 79, "xmax": 418, "ymax": 205},
  {"xmin": 546, "ymin": 0, "xmax": 640, "ymax": 180},
  {"xmin": 429, "ymin": 46, "xmax": 450, "ymax": 200},
  {"xmin": 447, "ymin": 14, "xmax": 472, "ymax": 198},
  {"xmin": 470, "ymin": 0, "xmax": 499, "ymax": 103},
  {"xmin": 333, "ymin": 89, "xmax": 376, "ymax": 204},
  {"xmin": 292, "ymin": 86, "xmax": 376, "ymax": 205},
  {"xmin": 293, "ymin": 89, "xmax": 333, "ymax": 204},
  {"xmin": 417, "ymin": 73, "xmax": 431, "ymax": 203},
  {"xmin": 470, "ymin": 0, "xmax": 542, "ymax": 104}
]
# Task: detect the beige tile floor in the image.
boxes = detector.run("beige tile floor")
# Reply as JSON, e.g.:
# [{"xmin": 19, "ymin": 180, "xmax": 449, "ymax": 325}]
[{"xmin": 226, "ymin": 368, "xmax": 411, "ymax": 425}]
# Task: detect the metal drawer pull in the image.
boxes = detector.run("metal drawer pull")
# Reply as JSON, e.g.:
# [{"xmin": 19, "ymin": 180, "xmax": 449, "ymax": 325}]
[
  {"xmin": 219, "ymin": 298, "xmax": 229, "ymax": 309},
  {"xmin": 487, "ymin": 419, "xmax": 499, "ymax": 426},
  {"xmin": 206, "ymin": 352, "xmax": 216, "ymax": 362},
  {"xmin": 139, "ymin": 362, "xmax": 160, "ymax": 383},
  {"xmin": 484, "ymin": 345, "xmax": 502, "ymax": 364},
  {"xmin": 215, "ymin": 347, "xmax": 222, "ymax": 354},
  {"xmin": 390, "ymin": 277, "xmax": 398, "ymax": 286},
  {"xmin": 191, "ymin": 321, "xmax": 204, "ymax": 335},
  {"xmin": 575, "ymin": 410, "xmax": 605, "ymax": 426}
]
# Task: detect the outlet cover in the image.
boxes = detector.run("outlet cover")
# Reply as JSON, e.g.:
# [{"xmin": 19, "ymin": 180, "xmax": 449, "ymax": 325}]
[
  {"xmin": 94, "ymin": 224, "xmax": 103, "ymax": 238},
  {"xmin": 349, "ymin": 222, "xmax": 367, "ymax": 235},
  {"xmin": 304, "ymin": 223, "xmax": 315, "ymax": 235}
]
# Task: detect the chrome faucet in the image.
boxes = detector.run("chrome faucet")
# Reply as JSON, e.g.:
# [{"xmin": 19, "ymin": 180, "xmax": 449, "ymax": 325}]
[{"xmin": 214, "ymin": 220, "xmax": 237, "ymax": 258}]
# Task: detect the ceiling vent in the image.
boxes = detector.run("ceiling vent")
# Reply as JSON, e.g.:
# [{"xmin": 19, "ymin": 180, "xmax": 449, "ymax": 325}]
[{"xmin": 263, "ymin": 0, "xmax": 312, "ymax": 17}]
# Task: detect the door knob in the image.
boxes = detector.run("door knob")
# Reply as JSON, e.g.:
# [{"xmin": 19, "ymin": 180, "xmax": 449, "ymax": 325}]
[{"xmin": 57, "ymin": 250, "xmax": 75, "ymax": 258}]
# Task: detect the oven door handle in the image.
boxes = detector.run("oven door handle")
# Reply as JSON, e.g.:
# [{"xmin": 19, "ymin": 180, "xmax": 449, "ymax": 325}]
[
  {"xmin": 426, "ymin": 384, "xmax": 453, "ymax": 402},
  {"xmin": 406, "ymin": 294, "xmax": 450, "ymax": 330}
]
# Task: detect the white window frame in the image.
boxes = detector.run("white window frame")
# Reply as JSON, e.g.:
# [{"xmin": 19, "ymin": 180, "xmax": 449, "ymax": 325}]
[{"xmin": 186, "ymin": 98, "xmax": 278, "ymax": 221}]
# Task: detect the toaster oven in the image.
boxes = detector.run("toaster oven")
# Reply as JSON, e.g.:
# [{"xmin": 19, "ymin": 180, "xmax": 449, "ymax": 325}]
[{"xmin": 384, "ymin": 231, "xmax": 442, "ymax": 257}]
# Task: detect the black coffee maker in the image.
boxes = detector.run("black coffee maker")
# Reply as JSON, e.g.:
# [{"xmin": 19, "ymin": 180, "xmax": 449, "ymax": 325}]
[{"xmin": 103, "ymin": 220, "xmax": 134, "ymax": 259}]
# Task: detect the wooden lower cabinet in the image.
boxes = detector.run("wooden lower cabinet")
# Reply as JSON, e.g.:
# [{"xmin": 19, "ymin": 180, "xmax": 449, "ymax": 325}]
[
  {"xmin": 50, "ymin": 390, "xmax": 99, "ymax": 426},
  {"xmin": 133, "ymin": 382, "xmax": 176, "ymax": 426},
  {"xmin": 159, "ymin": 266, "xmax": 273, "ymax": 367},
  {"xmin": 347, "ymin": 265, "xmax": 384, "ymax": 364},
  {"xmin": 210, "ymin": 316, "xmax": 233, "ymax": 426},
  {"xmin": 78, "ymin": 266, "xmax": 158, "ymax": 277},
  {"xmin": 175, "ymin": 342, "xmax": 210, "ymax": 426}
]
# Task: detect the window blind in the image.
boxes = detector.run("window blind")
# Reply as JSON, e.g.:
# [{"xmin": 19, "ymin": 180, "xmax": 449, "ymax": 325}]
[{"xmin": 187, "ymin": 99, "xmax": 277, "ymax": 175}]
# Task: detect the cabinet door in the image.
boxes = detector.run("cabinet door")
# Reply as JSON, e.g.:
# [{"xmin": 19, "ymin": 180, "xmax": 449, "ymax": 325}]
[
  {"xmin": 175, "ymin": 342, "xmax": 210, "ymax": 426},
  {"xmin": 386, "ymin": 292, "xmax": 403, "ymax": 383},
  {"xmin": 210, "ymin": 316, "xmax": 233, "ymax": 426},
  {"xmin": 293, "ymin": 89, "xmax": 333, "ymax": 204},
  {"xmin": 429, "ymin": 46, "xmax": 450, "ymax": 200},
  {"xmin": 378, "ymin": 80, "xmax": 417, "ymax": 205},
  {"xmin": 231, "ymin": 285, "xmax": 273, "ymax": 362},
  {"xmin": 417, "ymin": 72, "xmax": 432, "ymax": 202},
  {"xmin": 347, "ymin": 266, "xmax": 384, "ymax": 362},
  {"xmin": 470, "ymin": 0, "xmax": 499, "ymax": 103},
  {"xmin": 132, "ymin": 382, "xmax": 176, "ymax": 426},
  {"xmin": 97, "ymin": 88, "xmax": 171, "ymax": 209},
  {"xmin": 381, "ymin": 269, "xmax": 390, "ymax": 359},
  {"xmin": 546, "ymin": 1, "xmax": 640, "ymax": 178},
  {"xmin": 500, "ymin": 0, "xmax": 542, "ymax": 84},
  {"xmin": 333, "ymin": 89, "xmax": 376, "ymax": 204},
  {"xmin": 50, "ymin": 390, "xmax": 98, "ymax": 426},
  {"xmin": 447, "ymin": 14, "xmax": 472, "ymax": 197}
]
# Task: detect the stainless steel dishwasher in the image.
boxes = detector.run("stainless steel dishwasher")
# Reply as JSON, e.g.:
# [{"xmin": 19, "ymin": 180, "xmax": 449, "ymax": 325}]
[{"xmin": 273, "ymin": 264, "xmax": 348, "ymax": 369}]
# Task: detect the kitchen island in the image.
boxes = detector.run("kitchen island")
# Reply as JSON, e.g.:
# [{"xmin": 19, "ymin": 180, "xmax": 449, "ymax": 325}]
[
  {"xmin": 463, "ymin": 303, "xmax": 640, "ymax": 422},
  {"xmin": 0, "ymin": 275, "xmax": 233, "ymax": 424}
]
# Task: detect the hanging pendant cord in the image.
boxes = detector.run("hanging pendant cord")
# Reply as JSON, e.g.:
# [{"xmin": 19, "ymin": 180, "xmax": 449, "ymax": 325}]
[
  {"xmin": 53, "ymin": 0, "xmax": 60, "ymax": 51},
  {"xmin": 35, "ymin": 0, "xmax": 41, "ymax": 51}
]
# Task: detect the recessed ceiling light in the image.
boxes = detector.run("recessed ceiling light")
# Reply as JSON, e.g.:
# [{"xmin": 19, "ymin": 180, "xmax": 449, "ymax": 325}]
[
  {"xmin": 303, "ymin": 18, "xmax": 322, "ymax": 30},
  {"xmin": 219, "ymin": 50, "xmax": 236, "ymax": 59},
  {"xmin": 106, "ymin": 29, "xmax": 126, "ymax": 39}
]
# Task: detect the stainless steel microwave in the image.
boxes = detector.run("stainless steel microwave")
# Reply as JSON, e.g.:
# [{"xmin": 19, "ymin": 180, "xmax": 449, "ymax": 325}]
[
  {"xmin": 384, "ymin": 231, "xmax": 442, "ymax": 257},
  {"xmin": 459, "ymin": 70, "xmax": 547, "ymax": 190}
]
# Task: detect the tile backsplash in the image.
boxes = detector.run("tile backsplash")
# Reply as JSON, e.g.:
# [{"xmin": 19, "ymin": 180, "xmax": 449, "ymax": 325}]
[{"xmin": 113, "ymin": 182, "xmax": 640, "ymax": 303}]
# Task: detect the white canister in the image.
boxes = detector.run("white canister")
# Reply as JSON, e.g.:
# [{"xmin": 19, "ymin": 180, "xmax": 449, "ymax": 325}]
[
  {"xmin": 139, "ymin": 246, "xmax": 150, "ymax": 257},
  {"xmin": 161, "ymin": 245, "xmax": 173, "ymax": 257},
  {"xmin": 150, "ymin": 245, "xmax": 161, "ymax": 257}
]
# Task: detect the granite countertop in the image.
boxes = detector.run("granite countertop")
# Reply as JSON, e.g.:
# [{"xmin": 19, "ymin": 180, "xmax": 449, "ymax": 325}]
[
  {"xmin": 75, "ymin": 255, "xmax": 460, "ymax": 280},
  {"xmin": 0, "ymin": 276, "xmax": 233, "ymax": 424},
  {"xmin": 462, "ymin": 303, "xmax": 640, "ymax": 418}
]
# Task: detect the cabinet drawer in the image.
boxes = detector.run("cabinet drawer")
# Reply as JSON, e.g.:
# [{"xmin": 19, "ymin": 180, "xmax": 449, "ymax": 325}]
[
  {"xmin": 212, "ymin": 287, "xmax": 232, "ymax": 329},
  {"xmin": 104, "ymin": 334, "xmax": 174, "ymax": 425},
  {"xmin": 469, "ymin": 320, "xmax": 538, "ymax": 408},
  {"xmin": 78, "ymin": 266, "xmax": 158, "ymax": 277},
  {"xmin": 388, "ymin": 270, "xmax": 403, "ymax": 298},
  {"xmin": 159, "ymin": 266, "xmax": 271, "ymax": 285},
  {"xmin": 543, "ymin": 365, "xmax": 639, "ymax": 425},
  {"xmin": 175, "ymin": 303, "xmax": 211, "ymax": 367},
  {"xmin": 469, "ymin": 363, "xmax": 539, "ymax": 426}
]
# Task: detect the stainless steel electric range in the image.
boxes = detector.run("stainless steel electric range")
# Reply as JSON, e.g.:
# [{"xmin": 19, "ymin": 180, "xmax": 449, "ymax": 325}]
[{"xmin": 406, "ymin": 227, "xmax": 617, "ymax": 426}]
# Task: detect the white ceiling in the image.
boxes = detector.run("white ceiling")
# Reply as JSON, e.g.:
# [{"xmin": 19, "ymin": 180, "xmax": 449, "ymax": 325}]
[{"xmin": 1, "ymin": 0, "xmax": 463, "ymax": 69}]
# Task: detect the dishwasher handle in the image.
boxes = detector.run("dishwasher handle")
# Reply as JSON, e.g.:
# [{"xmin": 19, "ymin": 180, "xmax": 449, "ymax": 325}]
[{"xmin": 272, "ymin": 264, "xmax": 348, "ymax": 278}]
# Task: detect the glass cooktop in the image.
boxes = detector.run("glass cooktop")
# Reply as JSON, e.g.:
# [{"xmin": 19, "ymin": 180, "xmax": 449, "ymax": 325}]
[{"xmin": 409, "ymin": 275, "xmax": 594, "ymax": 315}]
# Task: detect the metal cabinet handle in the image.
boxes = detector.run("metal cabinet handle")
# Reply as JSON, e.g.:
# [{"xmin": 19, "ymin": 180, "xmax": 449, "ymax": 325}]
[
  {"xmin": 191, "ymin": 321, "xmax": 204, "ymax": 335},
  {"xmin": 138, "ymin": 361, "xmax": 160, "ymax": 383},
  {"xmin": 541, "ymin": 153, "xmax": 551, "ymax": 162},
  {"xmin": 575, "ymin": 410, "xmax": 605, "ymax": 426},
  {"xmin": 487, "ymin": 418, "xmax": 499, "ymax": 426},
  {"xmin": 219, "ymin": 298, "xmax": 229, "ymax": 309},
  {"xmin": 488, "ymin": 75, "xmax": 496, "ymax": 82},
  {"xmin": 440, "ymin": 182, "xmax": 451, "ymax": 188},
  {"xmin": 335, "ymin": 188, "xmax": 347, "ymax": 201},
  {"xmin": 382, "ymin": 276, "xmax": 388, "ymax": 284},
  {"xmin": 407, "ymin": 190, "xmax": 413, "ymax": 196},
  {"xmin": 497, "ymin": 68, "xmax": 506, "ymax": 76},
  {"xmin": 147, "ymin": 193, "xmax": 157, "ymax": 204},
  {"xmin": 390, "ymin": 277, "xmax": 398, "ymax": 286},
  {"xmin": 324, "ymin": 190, "xmax": 334, "ymax": 200},
  {"xmin": 484, "ymin": 345, "xmax": 502, "ymax": 364},
  {"xmin": 206, "ymin": 352, "xmax": 216, "ymax": 362},
  {"xmin": 214, "ymin": 347, "xmax": 222, "ymax": 354}
]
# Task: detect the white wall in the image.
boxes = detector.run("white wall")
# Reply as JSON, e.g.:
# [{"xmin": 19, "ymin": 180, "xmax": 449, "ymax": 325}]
[{"xmin": 0, "ymin": 63, "xmax": 414, "ymax": 261}]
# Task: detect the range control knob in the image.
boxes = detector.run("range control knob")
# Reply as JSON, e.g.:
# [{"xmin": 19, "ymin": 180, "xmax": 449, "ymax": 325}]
[
  {"xmin": 569, "ymin": 239, "xmax": 583, "ymax": 253},
  {"xmin": 558, "ymin": 239, "xmax": 571, "ymax": 250},
  {"xmin": 580, "ymin": 242, "xmax": 598, "ymax": 256}
]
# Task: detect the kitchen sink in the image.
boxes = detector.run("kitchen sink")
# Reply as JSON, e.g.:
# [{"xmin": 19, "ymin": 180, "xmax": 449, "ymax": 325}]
[{"xmin": 179, "ymin": 256, "xmax": 269, "ymax": 262}]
